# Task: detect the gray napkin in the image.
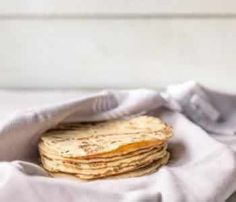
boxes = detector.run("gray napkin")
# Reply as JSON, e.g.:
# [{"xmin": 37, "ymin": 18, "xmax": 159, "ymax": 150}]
[{"xmin": 0, "ymin": 81, "xmax": 235, "ymax": 202}]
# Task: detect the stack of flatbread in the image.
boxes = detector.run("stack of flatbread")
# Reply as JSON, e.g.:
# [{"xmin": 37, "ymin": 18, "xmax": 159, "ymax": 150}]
[{"xmin": 38, "ymin": 116, "xmax": 173, "ymax": 180}]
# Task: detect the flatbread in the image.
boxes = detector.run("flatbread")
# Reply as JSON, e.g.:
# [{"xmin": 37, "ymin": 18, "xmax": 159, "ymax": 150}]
[
  {"xmin": 39, "ymin": 143, "xmax": 166, "ymax": 164},
  {"xmin": 40, "ymin": 140, "xmax": 165, "ymax": 160},
  {"xmin": 49, "ymin": 152, "xmax": 170, "ymax": 180},
  {"xmin": 40, "ymin": 147, "xmax": 167, "ymax": 175},
  {"xmin": 40, "ymin": 116, "xmax": 172, "ymax": 158},
  {"xmin": 38, "ymin": 116, "xmax": 172, "ymax": 180}
]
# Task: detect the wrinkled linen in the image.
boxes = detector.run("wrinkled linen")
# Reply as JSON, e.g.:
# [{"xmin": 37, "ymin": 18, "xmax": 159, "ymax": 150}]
[{"xmin": 0, "ymin": 81, "xmax": 236, "ymax": 202}]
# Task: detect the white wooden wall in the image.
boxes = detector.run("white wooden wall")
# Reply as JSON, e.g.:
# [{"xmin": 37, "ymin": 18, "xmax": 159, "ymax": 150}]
[{"xmin": 1, "ymin": 1, "xmax": 236, "ymax": 92}]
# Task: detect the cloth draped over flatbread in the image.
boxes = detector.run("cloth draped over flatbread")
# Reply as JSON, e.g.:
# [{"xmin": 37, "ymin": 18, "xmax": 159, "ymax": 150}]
[{"xmin": 0, "ymin": 81, "xmax": 236, "ymax": 202}]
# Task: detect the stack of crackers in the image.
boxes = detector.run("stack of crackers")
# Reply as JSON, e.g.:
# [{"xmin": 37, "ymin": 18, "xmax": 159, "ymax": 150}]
[{"xmin": 39, "ymin": 116, "xmax": 173, "ymax": 180}]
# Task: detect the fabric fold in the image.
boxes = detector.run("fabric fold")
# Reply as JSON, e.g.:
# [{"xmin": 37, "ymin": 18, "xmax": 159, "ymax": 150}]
[{"xmin": 0, "ymin": 81, "xmax": 235, "ymax": 202}]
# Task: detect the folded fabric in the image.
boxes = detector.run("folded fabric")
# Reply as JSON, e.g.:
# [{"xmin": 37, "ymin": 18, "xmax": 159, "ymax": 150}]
[{"xmin": 0, "ymin": 81, "xmax": 236, "ymax": 202}]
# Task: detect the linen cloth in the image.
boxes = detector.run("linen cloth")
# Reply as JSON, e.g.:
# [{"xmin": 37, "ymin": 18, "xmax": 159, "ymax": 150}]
[{"xmin": 0, "ymin": 81, "xmax": 236, "ymax": 202}]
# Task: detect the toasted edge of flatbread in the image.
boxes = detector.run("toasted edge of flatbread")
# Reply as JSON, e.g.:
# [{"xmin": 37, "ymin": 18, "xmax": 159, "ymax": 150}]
[
  {"xmin": 40, "ymin": 147, "xmax": 167, "ymax": 176},
  {"xmin": 48, "ymin": 152, "xmax": 169, "ymax": 181}
]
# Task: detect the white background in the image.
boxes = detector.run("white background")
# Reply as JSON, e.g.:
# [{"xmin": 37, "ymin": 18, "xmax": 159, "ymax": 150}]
[{"xmin": 1, "ymin": 0, "xmax": 236, "ymax": 92}]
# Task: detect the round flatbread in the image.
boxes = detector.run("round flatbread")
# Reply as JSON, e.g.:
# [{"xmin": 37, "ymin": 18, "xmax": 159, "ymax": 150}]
[
  {"xmin": 40, "ymin": 147, "xmax": 167, "ymax": 176},
  {"xmin": 38, "ymin": 116, "xmax": 173, "ymax": 180},
  {"xmin": 40, "ymin": 116, "xmax": 172, "ymax": 159},
  {"xmin": 49, "ymin": 152, "xmax": 170, "ymax": 180}
]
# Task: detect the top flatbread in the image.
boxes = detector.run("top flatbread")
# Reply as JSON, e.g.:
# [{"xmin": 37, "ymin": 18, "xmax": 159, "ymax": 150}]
[{"xmin": 40, "ymin": 116, "xmax": 173, "ymax": 158}]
